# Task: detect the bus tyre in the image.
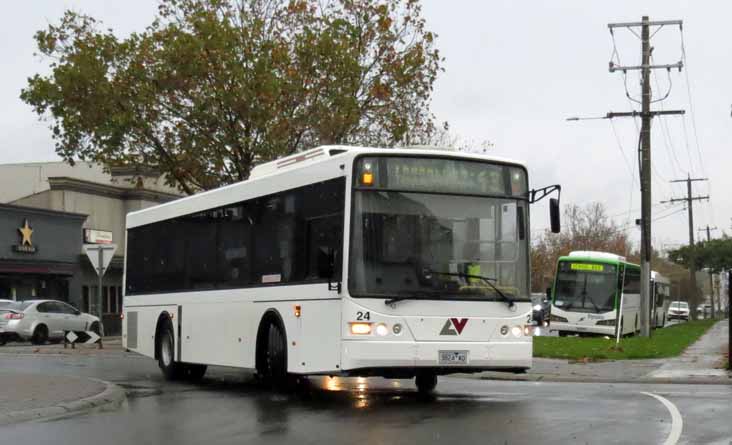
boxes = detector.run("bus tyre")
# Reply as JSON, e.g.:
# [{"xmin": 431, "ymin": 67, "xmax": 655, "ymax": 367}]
[
  {"xmin": 260, "ymin": 322, "xmax": 288, "ymax": 387},
  {"xmin": 558, "ymin": 331, "xmax": 568, "ymax": 337},
  {"xmin": 31, "ymin": 325, "xmax": 48, "ymax": 345},
  {"xmin": 157, "ymin": 322, "xmax": 183, "ymax": 381},
  {"xmin": 415, "ymin": 372, "xmax": 437, "ymax": 394}
]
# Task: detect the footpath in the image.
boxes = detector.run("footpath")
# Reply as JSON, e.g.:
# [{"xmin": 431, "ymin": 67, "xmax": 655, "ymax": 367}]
[
  {"xmin": 0, "ymin": 373, "xmax": 125, "ymax": 425},
  {"xmin": 477, "ymin": 319, "xmax": 731, "ymax": 385},
  {"xmin": 0, "ymin": 338, "xmax": 127, "ymax": 425}
]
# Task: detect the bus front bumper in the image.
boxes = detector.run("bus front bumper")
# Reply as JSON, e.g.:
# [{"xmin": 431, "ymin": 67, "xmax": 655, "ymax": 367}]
[
  {"xmin": 340, "ymin": 340, "xmax": 532, "ymax": 373},
  {"xmin": 550, "ymin": 322, "xmax": 615, "ymax": 336}
]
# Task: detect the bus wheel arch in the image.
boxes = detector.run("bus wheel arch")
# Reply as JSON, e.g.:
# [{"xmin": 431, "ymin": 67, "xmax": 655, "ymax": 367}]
[{"xmin": 255, "ymin": 310, "xmax": 288, "ymax": 384}]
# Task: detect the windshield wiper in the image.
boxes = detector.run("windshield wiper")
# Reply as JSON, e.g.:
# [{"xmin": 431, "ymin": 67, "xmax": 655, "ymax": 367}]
[
  {"xmin": 384, "ymin": 292, "xmax": 434, "ymax": 306},
  {"xmin": 586, "ymin": 296, "xmax": 601, "ymax": 313},
  {"xmin": 429, "ymin": 270, "xmax": 515, "ymax": 309}
]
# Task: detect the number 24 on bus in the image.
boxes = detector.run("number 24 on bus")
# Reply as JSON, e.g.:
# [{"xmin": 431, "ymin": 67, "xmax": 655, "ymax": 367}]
[{"xmin": 122, "ymin": 146, "xmax": 561, "ymax": 393}]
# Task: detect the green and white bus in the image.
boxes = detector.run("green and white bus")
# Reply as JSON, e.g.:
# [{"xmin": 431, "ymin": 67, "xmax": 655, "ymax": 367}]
[{"xmin": 549, "ymin": 251, "xmax": 641, "ymax": 337}]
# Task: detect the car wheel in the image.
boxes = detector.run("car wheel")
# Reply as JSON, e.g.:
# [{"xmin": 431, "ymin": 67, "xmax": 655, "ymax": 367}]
[
  {"xmin": 90, "ymin": 322, "xmax": 101, "ymax": 336},
  {"xmin": 157, "ymin": 321, "xmax": 183, "ymax": 380},
  {"xmin": 415, "ymin": 372, "xmax": 438, "ymax": 394},
  {"xmin": 0, "ymin": 336, "xmax": 6, "ymax": 346},
  {"xmin": 31, "ymin": 325, "xmax": 48, "ymax": 345}
]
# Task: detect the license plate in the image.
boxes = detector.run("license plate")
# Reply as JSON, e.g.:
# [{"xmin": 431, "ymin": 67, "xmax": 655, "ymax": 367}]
[{"xmin": 438, "ymin": 350, "xmax": 468, "ymax": 365}]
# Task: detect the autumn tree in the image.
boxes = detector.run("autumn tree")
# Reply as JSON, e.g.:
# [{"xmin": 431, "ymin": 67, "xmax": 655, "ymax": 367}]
[
  {"xmin": 21, "ymin": 0, "xmax": 443, "ymax": 194},
  {"xmin": 531, "ymin": 202, "xmax": 632, "ymax": 292}
]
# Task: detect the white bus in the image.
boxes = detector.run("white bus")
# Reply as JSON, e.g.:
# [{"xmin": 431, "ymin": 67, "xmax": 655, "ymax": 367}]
[
  {"xmin": 122, "ymin": 146, "xmax": 559, "ymax": 392},
  {"xmin": 651, "ymin": 271, "xmax": 671, "ymax": 328},
  {"xmin": 550, "ymin": 251, "xmax": 641, "ymax": 337}
]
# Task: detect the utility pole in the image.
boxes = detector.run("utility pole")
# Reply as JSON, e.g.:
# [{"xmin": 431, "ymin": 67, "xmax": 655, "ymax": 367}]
[
  {"xmin": 661, "ymin": 175, "xmax": 709, "ymax": 319},
  {"xmin": 698, "ymin": 225, "xmax": 718, "ymax": 318},
  {"xmin": 607, "ymin": 17, "xmax": 685, "ymax": 337}
]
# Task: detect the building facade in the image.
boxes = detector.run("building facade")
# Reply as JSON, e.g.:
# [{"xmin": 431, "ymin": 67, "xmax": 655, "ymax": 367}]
[{"xmin": 0, "ymin": 162, "xmax": 181, "ymax": 334}]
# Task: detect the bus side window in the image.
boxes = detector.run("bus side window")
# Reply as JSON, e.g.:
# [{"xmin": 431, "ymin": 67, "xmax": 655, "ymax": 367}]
[{"xmin": 623, "ymin": 268, "xmax": 640, "ymax": 294}]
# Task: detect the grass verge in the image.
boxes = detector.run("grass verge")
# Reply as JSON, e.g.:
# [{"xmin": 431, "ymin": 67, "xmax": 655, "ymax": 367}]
[{"xmin": 533, "ymin": 320, "xmax": 716, "ymax": 361}]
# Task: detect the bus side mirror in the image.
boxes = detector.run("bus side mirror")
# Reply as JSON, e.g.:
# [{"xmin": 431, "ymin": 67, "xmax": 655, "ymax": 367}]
[{"xmin": 550, "ymin": 198, "xmax": 560, "ymax": 233}]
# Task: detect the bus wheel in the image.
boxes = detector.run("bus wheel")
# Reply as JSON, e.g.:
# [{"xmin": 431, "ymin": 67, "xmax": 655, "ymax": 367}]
[
  {"xmin": 415, "ymin": 372, "xmax": 437, "ymax": 394},
  {"xmin": 157, "ymin": 320, "xmax": 183, "ymax": 380},
  {"xmin": 263, "ymin": 322, "xmax": 288, "ymax": 387},
  {"xmin": 558, "ymin": 331, "xmax": 568, "ymax": 337}
]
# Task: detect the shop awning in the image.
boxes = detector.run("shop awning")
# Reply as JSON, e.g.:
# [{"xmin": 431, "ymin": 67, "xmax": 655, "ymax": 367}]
[{"xmin": 0, "ymin": 261, "xmax": 74, "ymax": 276}]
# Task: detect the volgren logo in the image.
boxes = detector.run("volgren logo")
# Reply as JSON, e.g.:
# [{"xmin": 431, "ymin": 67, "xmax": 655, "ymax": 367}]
[{"xmin": 440, "ymin": 318, "xmax": 469, "ymax": 335}]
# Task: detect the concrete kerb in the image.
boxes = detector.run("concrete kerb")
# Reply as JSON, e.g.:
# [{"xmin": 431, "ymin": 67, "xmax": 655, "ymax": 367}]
[
  {"xmin": 0, "ymin": 378, "xmax": 126, "ymax": 426},
  {"xmin": 468, "ymin": 372, "xmax": 732, "ymax": 385}
]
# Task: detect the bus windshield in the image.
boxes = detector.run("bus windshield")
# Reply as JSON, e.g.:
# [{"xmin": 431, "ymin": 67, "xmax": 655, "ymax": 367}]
[
  {"xmin": 553, "ymin": 262, "xmax": 618, "ymax": 313},
  {"xmin": 349, "ymin": 157, "xmax": 529, "ymax": 301}
]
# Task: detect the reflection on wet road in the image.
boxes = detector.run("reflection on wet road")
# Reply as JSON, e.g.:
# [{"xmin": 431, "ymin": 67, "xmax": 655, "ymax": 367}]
[{"xmin": 1, "ymin": 354, "xmax": 731, "ymax": 444}]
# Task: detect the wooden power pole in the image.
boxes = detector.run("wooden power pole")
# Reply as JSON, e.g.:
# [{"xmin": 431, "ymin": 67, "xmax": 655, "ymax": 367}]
[
  {"xmin": 607, "ymin": 17, "xmax": 685, "ymax": 336},
  {"xmin": 698, "ymin": 225, "xmax": 718, "ymax": 318},
  {"xmin": 662, "ymin": 175, "xmax": 709, "ymax": 318}
]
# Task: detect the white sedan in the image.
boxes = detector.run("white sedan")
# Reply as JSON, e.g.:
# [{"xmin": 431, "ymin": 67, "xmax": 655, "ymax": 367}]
[
  {"xmin": 0, "ymin": 300, "xmax": 101, "ymax": 345},
  {"xmin": 667, "ymin": 301, "xmax": 690, "ymax": 321}
]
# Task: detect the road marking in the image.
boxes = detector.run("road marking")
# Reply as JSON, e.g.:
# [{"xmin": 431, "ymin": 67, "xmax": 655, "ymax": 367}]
[{"xmin": 642, "ymin": 391, "xmax": 683, "ymax": 445}]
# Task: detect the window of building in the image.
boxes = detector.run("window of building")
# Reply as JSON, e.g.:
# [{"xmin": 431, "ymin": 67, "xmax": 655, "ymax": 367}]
[
  {"xmin": 126, "ymin": 177, "xmax": 345, "ymax": 295},
  {"xmin": 110, "ymin": 286, "xmax": 117, "ymax": 313},
  {"xmin": 82, "ymin": 286, "xmax": 90, "ymax": 313}
]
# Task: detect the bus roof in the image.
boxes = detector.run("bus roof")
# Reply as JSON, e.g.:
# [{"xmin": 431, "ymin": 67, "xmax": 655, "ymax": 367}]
[
  {"xmin": 651, "ymin": 271, "xmax": 670, "ymax": 284},
  {"xmin": 559, "ymin": 251, "xmax": 638, "ymax": 267},
  {"xmin": 126, "ymin": 145, "xmax": 527, "ymax": 229}
]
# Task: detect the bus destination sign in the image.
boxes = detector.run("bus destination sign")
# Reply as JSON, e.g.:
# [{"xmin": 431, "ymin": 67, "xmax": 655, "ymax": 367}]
[{"xmin": 569, "ymin": 263, "xmax": 604, "ymax": 272}]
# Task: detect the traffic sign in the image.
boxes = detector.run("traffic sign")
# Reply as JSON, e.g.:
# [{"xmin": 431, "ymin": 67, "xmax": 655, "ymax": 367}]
[
  {"xmin": 83, "ymin": 243, "xmax": 117, "ymax": 277},
  {"xmin": 64, "ymin": 330, "xmax": 102, "ymax": 348}
]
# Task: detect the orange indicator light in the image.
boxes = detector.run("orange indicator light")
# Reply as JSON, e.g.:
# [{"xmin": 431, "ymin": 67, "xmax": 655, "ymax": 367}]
[{"xmin": 362, "ymin": 172, "xmax": 374, "ymax": 185}]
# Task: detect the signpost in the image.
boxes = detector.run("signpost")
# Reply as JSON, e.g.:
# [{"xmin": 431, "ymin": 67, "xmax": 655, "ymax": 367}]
[{"xmin": 83, "ymin": 243, "xmax": 117, "ymax": 341}]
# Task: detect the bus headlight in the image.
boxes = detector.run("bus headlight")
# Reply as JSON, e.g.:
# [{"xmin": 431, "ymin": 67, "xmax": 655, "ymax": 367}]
[
  {"xmin": 500, "ymin": 325, "xmax": 509, "ymax": 336},
  {"xmin": 350, "ymin": 322, "xmax": 372, "ymax": 335},
  {"xmin": 392, "ymin": 323, "xmax": 403, "ymax": 335},
  {"xmin": 550, "ymin": 314, "xmax": 568, "ymax": 323},
  {"xmin": 375, "ymin": 323, "xmax": 389, "ymax": 337},
  {"xmin": 596, "ymin": 319, "xmax": 617, "ymax": 326},
  {"xmin": 511, "ymin": 326, "xmax": 522, "ymax": 337}
]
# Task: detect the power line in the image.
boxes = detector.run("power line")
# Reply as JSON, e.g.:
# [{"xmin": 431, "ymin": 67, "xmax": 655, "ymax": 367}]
[
  {"xmin": 680, "ymin": 30, "xmax": 708, "ymax": 177},
  {"xmin": 679, "ymin": 30, "xmax": 716, "ymax": 229}
]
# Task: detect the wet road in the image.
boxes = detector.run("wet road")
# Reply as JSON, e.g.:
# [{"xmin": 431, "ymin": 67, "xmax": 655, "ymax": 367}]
[{"xmin": 1, "ymin": 353, "xmax": 731, "ymax": 444}]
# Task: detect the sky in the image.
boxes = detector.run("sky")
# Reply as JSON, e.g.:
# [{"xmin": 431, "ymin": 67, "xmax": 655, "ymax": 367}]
[{"xmin": 1, "ymin": 1, "xmax": 729, "ymax": 251}]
